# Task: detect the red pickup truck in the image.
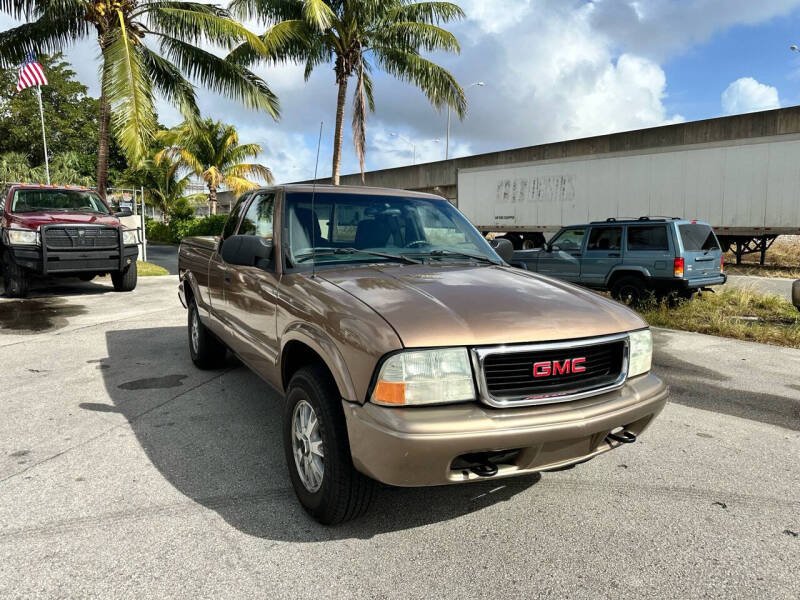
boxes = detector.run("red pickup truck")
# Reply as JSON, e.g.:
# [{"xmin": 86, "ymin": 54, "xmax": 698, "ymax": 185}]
[{"xmin": 1, "ymin": 184, "xmax": 139, "ymax": 297}]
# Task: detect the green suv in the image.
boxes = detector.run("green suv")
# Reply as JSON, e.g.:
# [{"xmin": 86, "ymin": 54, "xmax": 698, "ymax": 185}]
[{"xmin": 512, "ymin": 217, "xmax": 726, "ymax": 304}]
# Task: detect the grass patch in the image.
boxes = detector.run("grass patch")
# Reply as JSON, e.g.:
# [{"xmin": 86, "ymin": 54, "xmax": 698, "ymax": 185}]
[
  {"xmin": 724, "ymin": 235, "xmax": 800, "ymax": 278},
  {"xmin": 137, "ymin": 261, "xmax": 168, "ymax": 276},
  {"xmin": 638, "ymin": 287, "xmax": 800, "ymax": 348}
]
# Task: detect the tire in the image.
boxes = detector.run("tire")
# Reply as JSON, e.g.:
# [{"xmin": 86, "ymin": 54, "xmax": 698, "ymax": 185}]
[
  {"xmin": 611, "ymin": 275, "xmax": 648, "ymax": 306},
  {"xmin": 283, "ymin": 364, "xmax": 375, "ymax": 525},
  {"xmin": 111, "ymin": 261, "xmax": 137, "ymax": 292},
  {"xmin": 187, "ymin": 297, "xmax": 227, "ymax": 369},
  {"xmin": 521, "ymin": 233, "xmax": 545, "ymax": 250},
  {"xmin": 2, "ymin": 250, "xmax": 29, "ymax": 298}
]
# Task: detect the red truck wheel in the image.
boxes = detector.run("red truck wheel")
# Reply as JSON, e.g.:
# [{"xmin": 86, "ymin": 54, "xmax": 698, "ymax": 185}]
[
  {"xmin": 111, "ymin": 261, "xmax": 137, "ymax": 292},
  {"xmin": 2, "ymin": 251, "xmax": 30, "ymax": 298}
]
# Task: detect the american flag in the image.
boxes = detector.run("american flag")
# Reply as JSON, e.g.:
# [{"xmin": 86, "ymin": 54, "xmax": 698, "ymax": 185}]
[{"xmin": 15, "ymin": 51, "xmax": 48, "ymax": 93}]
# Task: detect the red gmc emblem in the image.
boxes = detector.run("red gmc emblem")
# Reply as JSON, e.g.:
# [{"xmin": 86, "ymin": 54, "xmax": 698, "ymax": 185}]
[{"xmin": 533, "ymin": 357, "xmax": 587, "ymax": 378}]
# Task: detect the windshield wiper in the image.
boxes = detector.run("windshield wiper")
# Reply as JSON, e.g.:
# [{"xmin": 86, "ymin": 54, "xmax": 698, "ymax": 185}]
[
  {"xmin": 409, "ymin": 250, "xmax": 501, "ymax": 265},
  {"xmin": 295, "ymin": 247, "xmax": 421, "ymax": 264}
]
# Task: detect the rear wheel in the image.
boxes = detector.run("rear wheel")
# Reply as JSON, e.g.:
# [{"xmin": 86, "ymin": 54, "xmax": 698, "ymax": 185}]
[
  {"xmin": 111, "ymin": 261, "xmax": 137, "ymax": 292},
  {"xmin": 611, "ymin": 275, "xmax": 648, "ymax": 306},
  {"xmin": 2, "ymin": 251, "xmax": 29, "ymax": 298},
  {"xmin": 283, "ymin": 364, "xmax": 375, "ymax": 524},
  {"xmin": 187, "ymin": 297, "xmax": 226, "ymax": 369}
]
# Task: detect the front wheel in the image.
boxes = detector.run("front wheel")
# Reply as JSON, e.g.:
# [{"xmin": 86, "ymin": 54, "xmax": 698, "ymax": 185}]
[
  {"xmin": 283, "ymin": 365, "xmax": 375, "ymax": 525},
  {"xmin": 111, "ymin": 261, "xmax": 137, "ymax": 292},
  {"xmin": 2, "ymin": 251, "xmax": 29, "ymax": 298}
]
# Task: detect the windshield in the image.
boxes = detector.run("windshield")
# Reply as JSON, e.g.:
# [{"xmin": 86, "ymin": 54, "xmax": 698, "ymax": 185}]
[
  {"xmin": 285, "ymin": 192, "xmax": 500, "ymax": 267},
  {"xmin": 679, "ymin": 223, "xmax": 719, "ymax": 251},
  {"xmin": 10, "ymin": 189, "xmax": 110, "ymax": 215}
]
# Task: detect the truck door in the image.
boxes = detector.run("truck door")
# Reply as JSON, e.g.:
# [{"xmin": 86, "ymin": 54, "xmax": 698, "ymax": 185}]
[
  {"xmin": 223, "ymin": 192, "xmax": 280, "ymax": 372},
  {"xmin": 537, "ymin": 227, "xmax": 585, "ymax": 282},
  {"xmin": 209, "ymin": 194, "xmax": 250, "ymax": 313},
  {"xmin": 581, "ymin": 226, "xmax": 623, "ymax": 286}
]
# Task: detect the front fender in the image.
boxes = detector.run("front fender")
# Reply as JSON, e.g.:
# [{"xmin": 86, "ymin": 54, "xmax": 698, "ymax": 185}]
[{"xmin": 281, "ymin": 322, "xmax": 359, "ymax": 402}]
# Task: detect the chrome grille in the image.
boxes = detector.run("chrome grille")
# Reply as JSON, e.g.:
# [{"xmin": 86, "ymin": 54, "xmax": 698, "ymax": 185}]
[{"xmin": 473, "ymin": 334, "xmax": 629, "ymax": 407}]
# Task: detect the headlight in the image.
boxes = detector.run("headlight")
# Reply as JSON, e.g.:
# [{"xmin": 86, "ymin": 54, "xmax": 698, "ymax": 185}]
[
  {"xmin": 7, "ymin": 229, "xmax": 39, "ymax": 245},
  {"xmin": 371, "ymin": 348, "xmax": 476, "ymax": 406},
  {"xmin": 122, "ymin": 229, "xmax": 137, "ymax": 245},
  {"xmin": 628, "ymin": 329, "xmax": 652, "ymax": 378}
]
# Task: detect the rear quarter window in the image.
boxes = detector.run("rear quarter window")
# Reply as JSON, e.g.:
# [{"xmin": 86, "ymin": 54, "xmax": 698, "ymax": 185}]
[
  {"xmin": 679, "ymin": 223, "xmax": 720, "ymax": 251},
  {"xmin": 627, "ymin": 226, "xmax": 669, "ymax": 251}
]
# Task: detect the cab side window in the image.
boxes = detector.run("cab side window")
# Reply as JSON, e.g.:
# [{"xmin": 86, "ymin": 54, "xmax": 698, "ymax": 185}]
[
  {"xmin": 587, "ymin": 227, "xmax": 622, "ymax": 251},
  {"xmin": 551, "ymin": 228, "xmax": 585, "ymax": 251},
  {"xmin": 238, "ymin": 193, "xmax": 275, "ymax": 238},
  {"xmin": 222, "ymin": 195, "xmax": 250, "ymax": 239}
]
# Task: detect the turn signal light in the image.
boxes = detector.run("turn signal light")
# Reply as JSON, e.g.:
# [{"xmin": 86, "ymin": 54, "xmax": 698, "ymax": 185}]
[
  {"xmin": 674, "ymin": 257, "xmax": 684, "ymax": 278},
  {"xmin": 720, "ymin": 255, "xmax": 724, "ymax": 273},
  {"xmin": 372, "ymin": 381, "xmax": 406, "ymax": 405}
]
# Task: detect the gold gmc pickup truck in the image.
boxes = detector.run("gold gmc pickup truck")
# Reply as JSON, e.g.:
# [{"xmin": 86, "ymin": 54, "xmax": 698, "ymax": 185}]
[{"xmin": 178, "ymin": 184, "xmax": 667, "ymax": 524}]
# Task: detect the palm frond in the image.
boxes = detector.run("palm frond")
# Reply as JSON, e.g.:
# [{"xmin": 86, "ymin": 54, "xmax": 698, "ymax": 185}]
[
  {"xmin": 223, "ymin": 174, "xmax": 262, "ymax": 195},
  {"xmin": 228, "ymin": 0, "xmax": 302, "ymax": 23},
  {"xmin": 352, "ymin": 56, "xmax": 368, "ymax": 180},
  {"xmin": 224, "ymin": 142, "xmax": 262, "ymax": 166},
  {"xmin": 373, "ymin": 21, "xmax": 460, "ymax": 53},
  {"xmin": 102, "ymin": 16, "xmax": 157, "ymax": 164},
  {"xmin": 145, "ymin": 4, "xmax": 269, "ymax": 55},
  {"xmin": 140, "ymin": 47, "xmax": 200, "ymax": 122},
  {"xmin": 0, "ymin": 7, "xmax": 89, "ymax": 67},
  {"xmin": 226, "ymin": 163, "xmax": 273, "ymax": 184},
  {"xmin": 374, "ymin": 46, "xmax": 466, "ymax": 117},
  {"xmin": 387, "ymin": 1, "xmax": 465, "ymax": 24},
  {"xmin": 302, "ymin": 0, "xmax": 336, "ymax": 31},
  {"xmin": 157, "ymin": 35, "xmax": 280, "ymax": 118},
  {"xmin": 227, "ymin": 19, "xmax": 313, "ymax": 67}
]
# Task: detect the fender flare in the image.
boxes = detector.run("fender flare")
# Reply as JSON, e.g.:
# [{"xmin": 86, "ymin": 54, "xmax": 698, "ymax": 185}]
[
  {"xmin": 281, "ymin": 322, "xmax": 358, "ymax": 402},
  {"xmin": 606, "ymin": 266, "xmax": 652, "ymax": 287}
]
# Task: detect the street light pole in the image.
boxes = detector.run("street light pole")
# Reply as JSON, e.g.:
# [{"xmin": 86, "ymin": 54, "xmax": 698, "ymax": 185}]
[
  {"xmin": 446, "ymin": 81, "xmax": 484, "ymax": 160},
  {"xmin": 390, "ymin": 134, "xmax": 440, "ymax": 165}
]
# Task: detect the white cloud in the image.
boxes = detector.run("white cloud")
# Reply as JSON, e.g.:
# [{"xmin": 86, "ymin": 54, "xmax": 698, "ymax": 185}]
[{"xmin": 721, "ymin": 77, "xmax": 780, "ymax": 115}]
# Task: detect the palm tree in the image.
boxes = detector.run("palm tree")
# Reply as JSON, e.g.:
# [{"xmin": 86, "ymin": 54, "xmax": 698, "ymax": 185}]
[
  {"xmin": 120, "ymin": 151, "xmax": 192, "ymax": 221},
  {"xmin": 229, "ymin": 0, "xmax": 467, "ymax": 184},
  {"xmin": 158, "ymin": 118, "xmax": 273, "ymax": 214},
  {"xmin": 0, "ymin": 0, "xmax": 280, "ymax": 199}
]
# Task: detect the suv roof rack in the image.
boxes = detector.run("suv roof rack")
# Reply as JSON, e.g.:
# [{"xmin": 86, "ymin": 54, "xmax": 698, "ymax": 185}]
[{"xmin": 589, "ymin": 216, "xmax": 682, "ymax": 224}]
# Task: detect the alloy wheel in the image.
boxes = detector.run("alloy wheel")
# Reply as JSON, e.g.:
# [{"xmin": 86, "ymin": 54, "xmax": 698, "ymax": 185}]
[{"xmin": 292, "ymin": 399, "xmax": 325, "ymax": 493}]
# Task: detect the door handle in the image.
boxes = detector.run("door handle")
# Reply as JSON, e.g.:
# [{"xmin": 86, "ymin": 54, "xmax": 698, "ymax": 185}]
[
  {"xmin": 570, "ymin": 252, "xmax": 582, "ymax": 257},
  {"xmin": 224, "ymin": 272, "xmax": 231, "ymax": 284}
]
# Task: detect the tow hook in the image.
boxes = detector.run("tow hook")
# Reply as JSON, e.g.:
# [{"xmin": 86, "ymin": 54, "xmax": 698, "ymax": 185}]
[
  {"xmin": 462, "ymin": 453, "xmax": 500, "ymax": 477},
  {"xmin": 606, "ymin": 430, "xmax": 637, "ymax": 444}
]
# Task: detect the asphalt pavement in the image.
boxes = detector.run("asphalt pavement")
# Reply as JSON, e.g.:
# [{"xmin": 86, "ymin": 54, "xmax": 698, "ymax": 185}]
[
  {"xmin": 144, "ymin": 243, "xmax": 179, "ymax": 275},
  {"xmin": 0, "ymin": 276, "xmax": 798, "ymax": 599},
  {"xmin": 724, "ymin": 274, "xmax": 795, "ymax": 301}
]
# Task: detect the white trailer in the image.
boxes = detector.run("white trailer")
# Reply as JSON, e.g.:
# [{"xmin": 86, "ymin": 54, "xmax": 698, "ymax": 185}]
[{"xmin": 457, "ymin": 134, "xmax": 800, "ymax": 260}]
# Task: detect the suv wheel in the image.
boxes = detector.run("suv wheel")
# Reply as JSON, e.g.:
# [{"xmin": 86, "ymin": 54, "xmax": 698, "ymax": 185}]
[
  {"xmin": 188, "ymin": 297, "xmax": 226, "ymax": 369},
  {"xmin": 283, "ymin": 365, "xmax": 375, "ymax": 524},
  {"xmin": 611, "ymin": 275, "xmax": 648, "ymax": 306},
  {"xmin": 111, "ymin": 261, "xmax": 137, "ymax": 292},
  {"xmin": 2, "ymin": 251, "xmax": 29, "ymax": 298}
]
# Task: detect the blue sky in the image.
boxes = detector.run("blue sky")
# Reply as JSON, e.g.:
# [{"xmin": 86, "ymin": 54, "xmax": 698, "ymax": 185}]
[{"xmin": 3, "ymin": 0, "xmax": 800, "ymax": 183}]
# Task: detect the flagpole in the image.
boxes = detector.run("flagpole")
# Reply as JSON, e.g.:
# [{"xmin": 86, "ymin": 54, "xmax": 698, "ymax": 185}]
[{"xmin": 35, "ymin": 84, "xmax": 50, "ymax": 185}]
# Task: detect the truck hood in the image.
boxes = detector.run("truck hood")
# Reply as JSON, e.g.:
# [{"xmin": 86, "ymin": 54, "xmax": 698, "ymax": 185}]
[
  {"xmin": 8, "ymin": 212, "xmax": 120, "ymax": 229},
  {"xmin": 321, "ymin": 264, "xmax": 646, "ymax": 348}
]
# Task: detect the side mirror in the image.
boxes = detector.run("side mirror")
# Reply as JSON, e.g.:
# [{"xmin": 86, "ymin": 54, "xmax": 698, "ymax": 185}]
[
  {"xmin": 489, "ymin": 237, "xmax": 514, "ymax": 263},
  {"xmin": 115, "ymin": 207, "xmax": 133, "ymax": 217},
  {"xmin": 221, "ymin": 235, "xmax": 273, "ymax": 267},
  {"xmin": 548, "ymin": 244, "xmax": 559, "ymax": 253}
]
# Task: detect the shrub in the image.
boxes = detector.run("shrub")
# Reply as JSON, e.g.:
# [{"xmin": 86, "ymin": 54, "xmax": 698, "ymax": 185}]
[
  {"xmin": 145, "ymin": 219, "xmax": 173, "ymax": 244},
  {"xmin": 144, "ymin": 214, "xmax": 228, "ymax": 244}
]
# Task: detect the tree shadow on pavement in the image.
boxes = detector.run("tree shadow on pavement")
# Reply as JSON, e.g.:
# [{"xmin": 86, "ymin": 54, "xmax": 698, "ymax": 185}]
[{"xmin": 98, "ymin": 326, "xmax": 541, "ymax": 541}]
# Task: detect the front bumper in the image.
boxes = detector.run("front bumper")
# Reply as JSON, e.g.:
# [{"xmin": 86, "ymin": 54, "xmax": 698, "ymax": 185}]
[
  {"xmin": 343, "ymin": 372, "xmax": 667, "ymax": 487},
  {"xmin": 8, "ymin": 244, "xmax": 138, "ymax": 275}
]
